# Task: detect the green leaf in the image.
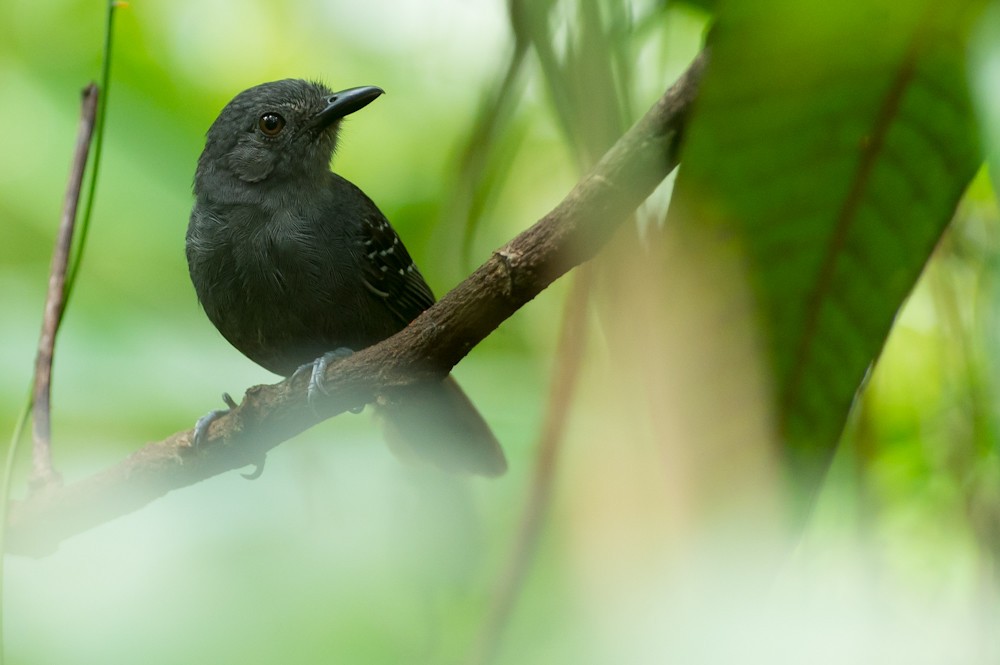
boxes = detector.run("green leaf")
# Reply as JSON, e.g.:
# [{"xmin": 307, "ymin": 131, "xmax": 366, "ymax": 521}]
[{"xmin": 667, "ymin": 0, "xmax": 984, "ymax": 479}]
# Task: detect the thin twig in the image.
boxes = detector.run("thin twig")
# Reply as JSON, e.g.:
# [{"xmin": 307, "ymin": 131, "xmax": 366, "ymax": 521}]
[
  {"xmin": 6, "ymin": 52, "xmax": 707, "ymax": 557},
  {"xmin": 30, "ymin": 85, "xmax": 100, "ymax": 492},
  {"xmin": 465, "ymin": 265, "xmax": 594, "ymax": 665}
]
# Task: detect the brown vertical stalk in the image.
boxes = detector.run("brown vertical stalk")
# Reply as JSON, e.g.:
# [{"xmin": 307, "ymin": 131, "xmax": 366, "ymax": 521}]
[
  {"xmin": 465, "ymin": 265, "xmax": 594, "ymax": 665},
  {"xmin": 30, "ymin": 84, "xmax": 100, "ymax": 491}
]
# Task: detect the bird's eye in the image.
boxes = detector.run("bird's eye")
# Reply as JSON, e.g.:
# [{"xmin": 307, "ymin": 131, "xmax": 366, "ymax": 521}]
[{"xmin": 258, "ymin": 113, "xmax": 285, "ymax": 137}]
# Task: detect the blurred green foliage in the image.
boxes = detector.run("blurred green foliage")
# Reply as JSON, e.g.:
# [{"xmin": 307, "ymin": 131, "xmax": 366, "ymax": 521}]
[
  {"xmin": 670, "ymin": 0, "xmax": 983, "ymax": 482},
  {"xmin": 4, "ymin": 0, "xmax": 1000, "ymax": 663}
]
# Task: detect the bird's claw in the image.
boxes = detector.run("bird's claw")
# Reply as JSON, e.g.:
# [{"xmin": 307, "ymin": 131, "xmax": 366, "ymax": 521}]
[
  {"xmin": 192, "ymin": 392, "xmax": 238, "ymax": 448},
  {"xmin": 241, "ymin": 456, "xmax": 267, "ymax": 480},
  {"xmin": 296, "ymin": 348, "xmax": 364, "ymax": 414}
]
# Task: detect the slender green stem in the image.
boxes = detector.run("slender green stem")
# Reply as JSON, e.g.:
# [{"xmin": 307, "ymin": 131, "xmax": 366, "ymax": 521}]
[
  {"xmin": 0, "ymin": 397, "xmax": 31, "ymax": 664},
  {"xmin": 64, "ymin": 1, "xmax": 119, "ymax": 303}
]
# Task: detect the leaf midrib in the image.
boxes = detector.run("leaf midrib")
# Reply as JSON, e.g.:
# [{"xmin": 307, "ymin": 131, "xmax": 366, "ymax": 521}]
[{"xmin": 780, "ymin": 33, "xmax": 922, "ymax": 422}]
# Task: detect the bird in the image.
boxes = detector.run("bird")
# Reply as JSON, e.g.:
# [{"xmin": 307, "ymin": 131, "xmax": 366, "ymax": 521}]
[{"xmin": 185, "ymin": 79, "xmax": 507, "ymax": 477}]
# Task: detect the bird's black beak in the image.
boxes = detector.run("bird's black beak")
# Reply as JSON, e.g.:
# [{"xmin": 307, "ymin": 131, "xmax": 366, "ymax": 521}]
[{"xmin": 314, "ymin": 86, "xmax": 384, "ymax": 128}]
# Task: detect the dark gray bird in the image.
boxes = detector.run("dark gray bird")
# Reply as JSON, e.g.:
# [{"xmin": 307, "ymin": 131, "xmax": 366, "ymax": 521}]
[{"xmin": 186, "ymin": 79, "xmax": 506, "ymax": 476}]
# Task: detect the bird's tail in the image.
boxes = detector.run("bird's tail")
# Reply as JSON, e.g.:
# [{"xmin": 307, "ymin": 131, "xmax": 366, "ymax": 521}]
[{"xmin": 375, "ymin": 375, "xmax": 507, "ymax": 477}]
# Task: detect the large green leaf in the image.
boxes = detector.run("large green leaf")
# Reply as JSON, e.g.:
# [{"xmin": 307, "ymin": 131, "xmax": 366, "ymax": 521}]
[{"xmin": 667, "ymin": 0, "xmax": 984, "ymax": 478}]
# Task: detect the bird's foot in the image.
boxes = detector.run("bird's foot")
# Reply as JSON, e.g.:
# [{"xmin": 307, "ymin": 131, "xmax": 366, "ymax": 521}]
[
  {"xmin": 294, "ymin": 348, "xmax": 364, "ymax": 413},
  {"xmin": 191, "ymin": 392, "xmax": 238, "ymax": 448}
]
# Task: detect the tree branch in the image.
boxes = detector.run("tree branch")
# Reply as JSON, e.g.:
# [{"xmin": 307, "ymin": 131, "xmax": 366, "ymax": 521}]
[{"xmin": 6, "ymin": 52, "xmax": 706, "ymax": 557}]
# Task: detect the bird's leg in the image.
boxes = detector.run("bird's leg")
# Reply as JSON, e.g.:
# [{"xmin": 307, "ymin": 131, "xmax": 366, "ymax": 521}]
[
  {"xmin": 191, "ymin": 392, "xmax": 239, "ymax": 447},
  {"xmin": 293, "ymin": 348, "xmax": 365, "ymax": 413}
]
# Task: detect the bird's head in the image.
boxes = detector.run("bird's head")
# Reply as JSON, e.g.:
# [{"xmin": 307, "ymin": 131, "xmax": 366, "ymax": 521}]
[{"xmin": 194, "ymin": 79, "xmax": 383, "ymax": 195}]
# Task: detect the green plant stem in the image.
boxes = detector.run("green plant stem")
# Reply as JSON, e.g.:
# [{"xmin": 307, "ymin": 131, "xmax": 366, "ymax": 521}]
[
  {"xmin": 0, "ymin": 398, "xmax": 32, "ymax": 665},
  {"xmin": 64, "ymin": 0, "xmax": 119, "ymax": 302}
]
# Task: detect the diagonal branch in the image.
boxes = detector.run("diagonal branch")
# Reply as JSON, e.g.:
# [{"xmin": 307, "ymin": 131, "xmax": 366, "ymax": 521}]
[{"xmin": 6, "ymin": 51, "xmax": 707, "ymax": 557}]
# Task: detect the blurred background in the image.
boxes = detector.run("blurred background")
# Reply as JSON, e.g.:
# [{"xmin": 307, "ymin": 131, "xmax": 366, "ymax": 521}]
[{"xmin": 3, "ymin": 0, "xmax": 1000, "ymax": 663}]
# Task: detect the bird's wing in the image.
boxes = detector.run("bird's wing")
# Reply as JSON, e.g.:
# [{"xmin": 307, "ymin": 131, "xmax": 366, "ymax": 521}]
[{"xmin": 358, "ymin": 211, "xmax": 437, "ymax": 324}]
